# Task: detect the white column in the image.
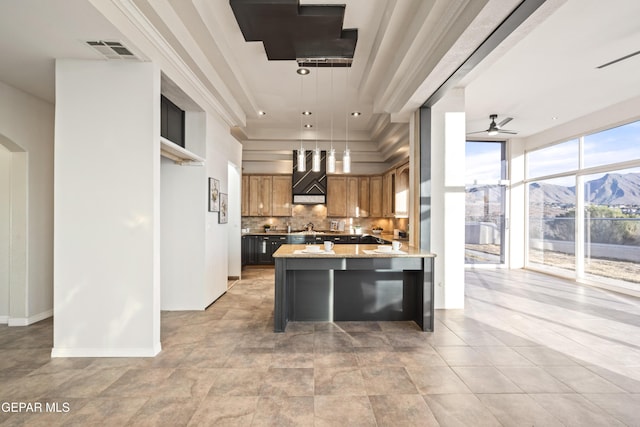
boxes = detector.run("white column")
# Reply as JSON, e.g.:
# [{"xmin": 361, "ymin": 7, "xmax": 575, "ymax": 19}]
[
  {"xmin": 53, "ymin": 60, "xmax": 161, "ymax": 357},
  {"xmin": 431, "ymin": 89, "xmax": 465, "ymax": 309}
]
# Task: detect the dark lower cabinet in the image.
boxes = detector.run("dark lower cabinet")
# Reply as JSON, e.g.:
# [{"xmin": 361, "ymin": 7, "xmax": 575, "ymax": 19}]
[
  {"xmin": 256, "ymin": 235, "xmax": 289, "ymax": 265},
  {"xmin": 257, "ymin": 236, "xmax": 273, "ymax": 265},
  {"xmin": 241, "ymin": 235, "xmax": 256, "ymax": 266},
  {"xmin": 326, "ymin": 235, "xmax": 359, "ymax": 244},
  {"xmin": 242, "ymin": 234, "xmax": 392, "ymax": 266}
]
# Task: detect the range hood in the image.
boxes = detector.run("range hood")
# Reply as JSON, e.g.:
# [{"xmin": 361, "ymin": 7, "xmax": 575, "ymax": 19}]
[{"xmin": 292, "ymin": 150, "xmax": 326, "ymax": 204}]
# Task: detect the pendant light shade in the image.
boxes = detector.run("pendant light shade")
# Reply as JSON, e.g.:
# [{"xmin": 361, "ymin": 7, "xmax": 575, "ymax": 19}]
[
  {"xmin": 312, "ymin": 147, "xmax": 321, "ymax": 172},
  {"xmin": 343, "ymin": 148, "xmax": 351, "ymax": 174},
  {"xmin": 297, "ymin": 148, "xmax": 306, "ymax": 172},
  {"xmin": 327, "ymin": 148, "xmax": 336, "ymax": 173}
]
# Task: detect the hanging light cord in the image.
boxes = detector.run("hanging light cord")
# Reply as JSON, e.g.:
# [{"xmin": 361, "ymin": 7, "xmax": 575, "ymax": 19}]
[
  {"xmin": 315, "ymin": 60, "xmax": 319, "ymax": 151},
  {"xmin": 330, "ymin": 64, "xmax": 334, "ymax": 151},
  {"xmin": 346, "ymin": 65, "xmax": 349, "ymax": 154},
  {"xmin": 299, "ymin": 71, "xmax": 303, "ymax": 153}
]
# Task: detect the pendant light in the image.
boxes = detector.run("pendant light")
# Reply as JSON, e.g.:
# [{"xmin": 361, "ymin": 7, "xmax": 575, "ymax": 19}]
[
  {"xmin": 343, "ymin": 65, "xmax": 351, "ymax": 174},
  {"xmin": 297, "ymin": 68, "xmax": 306, "ymax": 172},
  {"xmin": 343, "ymin": 147, "xmax": 351, "ymax": 173},
  {"xmin": 312, "ymin": 61, "xmax": 321, "ymax": 172},
  {"xmin": 327, "ymin": 63, "xmax": 336, "ymax": 173}
]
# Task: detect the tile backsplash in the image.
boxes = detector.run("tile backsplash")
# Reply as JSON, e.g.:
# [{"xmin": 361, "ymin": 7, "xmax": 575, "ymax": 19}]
[{"xmin": 242, "ymin": 204, "xmax": 408, "ymax": 234}]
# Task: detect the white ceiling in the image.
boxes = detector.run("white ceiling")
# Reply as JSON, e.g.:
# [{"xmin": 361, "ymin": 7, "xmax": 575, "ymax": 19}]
[{"xmin": 1, "ymin": 0, "xmax": 639, "ymax": 171}]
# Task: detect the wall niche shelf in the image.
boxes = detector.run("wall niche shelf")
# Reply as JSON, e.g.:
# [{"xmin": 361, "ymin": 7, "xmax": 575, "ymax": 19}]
[{"xmin": 160, "ymin": 137, "xmax": 204, "ymax": 166}]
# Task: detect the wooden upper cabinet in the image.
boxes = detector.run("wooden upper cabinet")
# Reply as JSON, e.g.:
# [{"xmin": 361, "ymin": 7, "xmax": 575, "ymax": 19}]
[
  {"xmin": 241, "ymin": 175, "xmax": 249, "ymax": 216},
  {"xmin": 328, "ymin": 176, "xmax": 371, "ymax": 218},
  {"xmin": 244, "ymin": 174, "xmax": 292, "ymax": 217},
  {"xmin": 358, "ymin": 177, "xmax": 370, "ymax": 217},
  {"xmin": 248, "ymin": 175, "xmax": 272, "ymax": 216},
  {"xmin": 369, "ymin": 175, "xmax": 382, "ymax": 217},
  {"xmin": 346, "ymin": 177, "xmax": 359, "ymax": 217},
  {"xmin": 327, "ymin": 176, "xmax": 347, "ymax": 217},
  {"xmin": 271, "ymin": 175, "xmax": 292, "ymax": 217},
  {"xmin": 395, "ymin": 162, "xmax": 410, "ymax": 218},
  {"xmin": 382, "ymin": 170, "xmax": 395, "ymax": 217}
]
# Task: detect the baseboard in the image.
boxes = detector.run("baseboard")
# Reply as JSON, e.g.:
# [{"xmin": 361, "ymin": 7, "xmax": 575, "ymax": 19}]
[
  {"xmin": 7, "ymin": 309, "xmax": 53, "ymax": 326},
  {"xmin": 0, "ymin": 315, "xmax": 8, "ymax": 324},
  {"xmin": 51, "ymin": 342, "xmax": 162, "ymax": 358},
  {"xmin": 228, "ymin": 276, "xmax": 240, "ymax": 281}
]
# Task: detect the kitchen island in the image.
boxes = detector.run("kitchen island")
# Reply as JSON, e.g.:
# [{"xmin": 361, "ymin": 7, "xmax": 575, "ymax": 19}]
[{"xmin": 272, "ymin": 244, "xmax": 435, "ymax": 332}]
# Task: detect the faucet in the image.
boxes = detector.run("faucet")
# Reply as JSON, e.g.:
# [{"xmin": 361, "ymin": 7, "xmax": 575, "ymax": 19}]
[{"xmin": 305, "ymin": 222, "xmax": 314, "ymax": 232}]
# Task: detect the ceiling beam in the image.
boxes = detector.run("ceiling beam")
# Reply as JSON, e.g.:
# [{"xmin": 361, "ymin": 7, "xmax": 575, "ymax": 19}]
[{"xmin": 422, "ymin": 0, "xmax": 547, "ymax": 108}]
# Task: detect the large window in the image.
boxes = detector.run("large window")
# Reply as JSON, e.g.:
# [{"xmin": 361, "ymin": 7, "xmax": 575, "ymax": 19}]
[
  {"xmin": 526, "ymin": 120, "xmax": 640, "ymax": 294},
  {"xmin": 465, "ymin": 141, "xmax": 507, "ymax": 265},
  {"xmin": 528, "ymin": 176, "xmax": 576, "ymax": 273},
  {"xmin": 527, "ymin": 139, "xmax": 579, "ymax": 178},
  {"xmin": 584, "ymin": 121, "xmax": 640, "ymax": 169},
  {"xmin": 583, "ymin": 166, "xmax": 640, "ymax": 286}
]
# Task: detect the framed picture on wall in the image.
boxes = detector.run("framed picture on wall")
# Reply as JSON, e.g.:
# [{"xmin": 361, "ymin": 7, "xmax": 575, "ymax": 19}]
[
  {"xmin": 219, "ymin": 193, "xmax": 228, "ymax": 224},
  {"xmin": 209, "ymin": 178, "xmax": 220, "ymax": 212}
]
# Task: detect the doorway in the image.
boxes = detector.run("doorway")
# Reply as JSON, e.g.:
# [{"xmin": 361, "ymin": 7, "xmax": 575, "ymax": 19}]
[
  {"xmin": 0, "ymin": 136, "xmax": 28, "ymax": 324},
  {"xmin": 465, "ymin": 141, "xmax": 508, "ymax": 266}
]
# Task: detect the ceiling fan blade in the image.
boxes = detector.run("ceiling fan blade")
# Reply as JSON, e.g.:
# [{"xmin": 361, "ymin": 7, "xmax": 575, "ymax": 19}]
[
  {"xmin": 466, "ymin": 130, "xmax": 489, "ymax": 135},
  {"xmin": 498, "ymin": 130, "xmax": 517, "ymax": 134},
  {"xmin": 497, "ymin": 117, "xmax": 513, "ymax": 128}
]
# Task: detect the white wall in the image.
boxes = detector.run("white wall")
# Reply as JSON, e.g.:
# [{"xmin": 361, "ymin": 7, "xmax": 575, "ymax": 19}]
[
  {"xmin": 0, "ymin": 81, "xmax": 54, "ymax": 325},
  {"xmin": 160, "ymin": 108, "xmax": 242, "ymax": 310},
  {"xmin": 205, "ymin": 112, "xmax": 242, "ymax": 303},
  {"xmin": 53, "ymin": 60, "xmax": 161, "ymax": 357},
  {"xmin": 160, "ymin": 156, "xmax": 206, "ymax": 309},
  {"xmin": 160, "ymin": 112, "xmax": 206, "ymax": 310}
]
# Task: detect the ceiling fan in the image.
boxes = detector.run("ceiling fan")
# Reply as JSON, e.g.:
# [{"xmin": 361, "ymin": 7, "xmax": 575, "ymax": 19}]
[{"xmin": 468, "ymin": 114, "xmax": 517, "ymax": 136}]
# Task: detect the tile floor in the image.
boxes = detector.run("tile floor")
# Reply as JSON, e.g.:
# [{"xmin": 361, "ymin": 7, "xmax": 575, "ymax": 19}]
[{"xmin": 1, "ymin": 267, "xmax": 640, "ymax": 425}]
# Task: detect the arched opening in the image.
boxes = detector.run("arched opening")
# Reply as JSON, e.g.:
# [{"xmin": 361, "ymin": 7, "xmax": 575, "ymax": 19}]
[{"xmin": 0, "ymin": 133, "xmax": 28, "ymax": 325}]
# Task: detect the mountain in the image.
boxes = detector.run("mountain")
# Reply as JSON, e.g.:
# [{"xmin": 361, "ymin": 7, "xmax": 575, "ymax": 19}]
[
  {"xmin": 529, "ymin": 182, "xmax": 575, "ymax": 204},
  {"xmin": 531, "ymin": 172, "xmax": 640, "ymax": 205},
  {"xmin": 581, "ymin": 172, "xmax": 640, "ymax": 205},
  {"xmin": 468, "ymin": 173, "xmax": 640, "ymax": 208}
]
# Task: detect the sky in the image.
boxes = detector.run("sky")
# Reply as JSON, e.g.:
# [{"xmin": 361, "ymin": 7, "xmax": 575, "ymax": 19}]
[{"xmin": 466, "ymin": 120, "xmax": 640, "ymax": 187}]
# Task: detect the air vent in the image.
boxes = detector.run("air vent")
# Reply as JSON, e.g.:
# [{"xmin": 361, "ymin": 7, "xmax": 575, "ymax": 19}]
[
  {"xmin": 85, "ymin": 40, "xmax": 139, "ymax": 60},
  {"xmin": 297, "ymin": 57, "xmax": 353, "ymax": 68}
]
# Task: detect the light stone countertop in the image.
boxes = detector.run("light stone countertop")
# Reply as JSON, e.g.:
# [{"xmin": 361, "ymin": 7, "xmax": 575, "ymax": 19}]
[{"xmin": 273, "ymin": 244, "xmax": 434, "ymax": 258}]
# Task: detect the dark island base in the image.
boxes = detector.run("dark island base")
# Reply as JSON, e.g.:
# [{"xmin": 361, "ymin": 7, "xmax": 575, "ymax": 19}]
[
  {"xmin": 290, "ymin": 270, "xmax": 418, "ymax": 322},
  {"xmin": 274, "ymin": 257, "xmax": 434, "ymax": 332}
]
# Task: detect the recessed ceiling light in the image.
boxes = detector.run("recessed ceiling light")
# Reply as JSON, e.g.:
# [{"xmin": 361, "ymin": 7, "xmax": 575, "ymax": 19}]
[
  {"xmin": 302, "ymin": 111, "xmax": 312, "ymax": 115},
  {"xmin": 304, "ymin": 124, "xmax": 313, "ymax": 128},
  {"xmin": 552, "ymin": 116, "xmax": 558, "ymax": 120},
  {"xmin": 297, "ymin": 68, "xmax": 310, "ymax": 75},
  {"xmin": 351, "ymin": 111, "xmax": 361, "ymax": 117},
  {"xmin": 258, "ymin": 110, "xmax": 266, "ymax": 116}
]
